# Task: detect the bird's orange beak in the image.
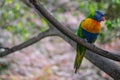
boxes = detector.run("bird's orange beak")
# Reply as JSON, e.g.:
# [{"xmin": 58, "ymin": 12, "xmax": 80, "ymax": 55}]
[{"xmin": 101, "ymin": 17, "xmax": 105, "ymax": 21}]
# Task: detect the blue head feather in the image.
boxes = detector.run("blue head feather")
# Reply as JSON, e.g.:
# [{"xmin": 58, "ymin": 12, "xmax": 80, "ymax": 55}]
[{"xmin": 94, "ymin": 10, "xmax": 105, "ymax": 22}]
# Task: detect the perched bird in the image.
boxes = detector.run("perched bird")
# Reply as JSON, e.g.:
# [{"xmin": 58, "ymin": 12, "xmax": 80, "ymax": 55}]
[{"xmin": 74, "ymin": 10, "xmax": 105, "ymax": 73}]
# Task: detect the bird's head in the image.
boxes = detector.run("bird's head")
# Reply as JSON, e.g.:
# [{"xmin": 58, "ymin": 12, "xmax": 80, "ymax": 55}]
[{"xmin": 94, "ymin": 10, "xmax": 105, "ymax": 22}]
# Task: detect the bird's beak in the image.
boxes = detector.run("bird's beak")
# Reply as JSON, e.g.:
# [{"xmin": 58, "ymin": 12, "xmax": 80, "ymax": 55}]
[{"xmin": 101, "ymin": 17, "xmax": 105, "ymax": 21}]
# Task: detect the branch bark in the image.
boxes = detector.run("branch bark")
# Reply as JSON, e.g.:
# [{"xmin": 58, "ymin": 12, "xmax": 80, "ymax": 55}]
[
  {"xmin": 59, "ymin": 28, "xmax": 120, "ymax": 80},
  {"xmin": 0, "ymin": 25, "xmax": 120, "ymax": 79},
  {"xmin": 29, "ymin": 0, "xmax": 120, "ymax": 62},
  {"xmin": 0, "ymin": 28, "xmax": 57, "ymax": 57},
  {"xmin": 0, "ymin": 0, "xmax": 120, "ymax": 79}
]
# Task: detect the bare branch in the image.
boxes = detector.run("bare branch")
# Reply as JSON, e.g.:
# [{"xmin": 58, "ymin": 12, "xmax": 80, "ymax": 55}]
[
  {"xmin": 0, "ymin": 0, "xmax": 119, "ymax": 79},
  {"xmin": 59, "ymin": 30, "xmax": 120, "ymax": 80},
  {"xmin": 29, "ymin": 0, "xmax": 120, "ymax": 61},
  {"xmin": 1, "ymin": 24, "xmax": 120, "ymax": 79},
  {"xmin": 0, "ymin": 28, "xmax": 57, "ymax": 57},
  {"xmin": 86, "ymin": 51, "xmax": 120, "ymax": 80}
]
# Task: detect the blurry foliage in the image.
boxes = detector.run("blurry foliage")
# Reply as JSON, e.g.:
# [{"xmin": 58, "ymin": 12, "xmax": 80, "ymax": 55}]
[
  {"xmin": 0, "ymin": 0, "xmax": 120, "ymax": 44},
  {"xmin": 0, "ymin": 0, "xmax": 48, "ymax": 42}
]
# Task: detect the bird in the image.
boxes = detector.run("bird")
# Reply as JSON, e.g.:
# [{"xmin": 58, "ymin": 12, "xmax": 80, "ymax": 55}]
[{"xmin": 74, "ymin": 10, "xmax": 105, "ymax": 73}]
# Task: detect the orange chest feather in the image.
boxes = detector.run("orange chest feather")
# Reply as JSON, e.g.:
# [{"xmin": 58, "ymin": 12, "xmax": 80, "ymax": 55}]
[{"xmin": 81, "ymin": 18, "xmax": 101, "ymax": 33}]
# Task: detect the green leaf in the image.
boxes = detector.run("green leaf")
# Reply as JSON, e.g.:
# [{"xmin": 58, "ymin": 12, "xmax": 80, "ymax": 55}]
[
  {"xmin": 41, "ymin": 18, "xmax": 48, "ymax": 27},
  {"xmin": 6, "ymin": 0, "xmax": 12, "ymax": 4},
  {"xmin": 107, "ymin": 23, "xmax": 113, "ymax": 30},
  {"xmin": 6, "ymin": 26, "xmax": 14, "ymax": 32},
  {"xmin": 105, "ymin": 21, "xmax": 113, "ymax": 30},
  {"xmin": 15, "ymin": 3, "xmax": 20, "ymax": 10},
  {"xmin": 89, "ymin": 3, "xmax": 96, "ymax": 13}
]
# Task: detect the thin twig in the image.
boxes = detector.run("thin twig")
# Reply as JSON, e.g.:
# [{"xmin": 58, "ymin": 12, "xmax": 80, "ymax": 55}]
[{"xmin": 0, "ymin": 28, "xmax": 57, "ymax": 57}]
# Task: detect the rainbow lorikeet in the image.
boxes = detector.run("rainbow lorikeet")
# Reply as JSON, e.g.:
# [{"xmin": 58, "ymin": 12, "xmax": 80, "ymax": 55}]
[{"xmin": 74, "ymin": 10, "xmax": 105, "ymax": 73}]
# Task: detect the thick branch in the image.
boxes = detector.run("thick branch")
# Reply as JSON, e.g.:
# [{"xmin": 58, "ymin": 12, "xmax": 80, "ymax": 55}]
[
  {"xmin": 0, "ymin": 0, "xmax": 119, "ymax": 79},
  {"xmin": 86, "ymin": 51, "xmax": 120, "ymax": 80},
  {"xmin": 1, "ymin": 25, "xmax": 120, "ymax": 79},
  {"xmin": 58, "ymin": 28, "xmax": 120, "ymax": 80},
  {"xmin": 29, "ymin": 0, "xmax": 120, "ymax": 61},
  {"xmin": 0, "ymin": 28, "xmax": 57, "ymax": 57}
]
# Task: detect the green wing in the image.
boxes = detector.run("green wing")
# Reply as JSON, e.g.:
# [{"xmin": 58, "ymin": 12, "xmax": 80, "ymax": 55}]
[{"xmin": 74, "ymin": 23, "xmax": 86, "ymax": 73}]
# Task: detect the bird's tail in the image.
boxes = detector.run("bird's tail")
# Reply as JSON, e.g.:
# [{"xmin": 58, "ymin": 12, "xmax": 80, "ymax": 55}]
[{"xmin": 74, "ymin": 44, "xmax": 86, "ymax": 73}]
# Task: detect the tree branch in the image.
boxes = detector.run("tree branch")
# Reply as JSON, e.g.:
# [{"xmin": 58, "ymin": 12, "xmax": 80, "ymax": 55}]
[
  {"xmin": 29, "ymin": 0, "xmax": 120, "ymax": 62},
  {"xmin": 22, "ymin": 0, "xmax": 120, "ymax": 79},
  {"xmin": 0, "ymin": 24, "xmax": 120, "ymax": 79},
  {"xmin": 0, "ymin": 28, "xmax": 57, "ymax": 57},
  {"xmin": 58, "ymin": 29, "xmax": 120, "ymax": 80},
  {"xmin": 0, "ymin": 0, "xmax": 119, "ymax": 79},
  {"xmin": 85, "ymin": 51, "xmax": 120, "ymax": 80}
]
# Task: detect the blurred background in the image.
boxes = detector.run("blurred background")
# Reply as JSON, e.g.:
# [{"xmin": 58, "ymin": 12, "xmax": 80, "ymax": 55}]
[{"xmin": 0, "ymin": 0, "xmax": 120, "ymax": 80}]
